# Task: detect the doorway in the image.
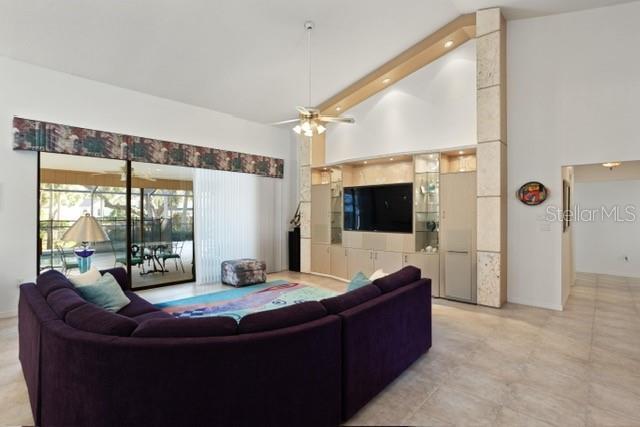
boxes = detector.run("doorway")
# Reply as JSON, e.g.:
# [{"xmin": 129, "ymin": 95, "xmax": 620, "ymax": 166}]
[{"xmin": 563, "ymin": 161, "xmax": 640, "ymax": 302}]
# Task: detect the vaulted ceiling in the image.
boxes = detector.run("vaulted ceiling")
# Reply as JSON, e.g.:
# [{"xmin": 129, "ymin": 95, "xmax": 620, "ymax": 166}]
[{"xmin": 0, "ymin": 0, "xmax": 635, "ymax": 123}]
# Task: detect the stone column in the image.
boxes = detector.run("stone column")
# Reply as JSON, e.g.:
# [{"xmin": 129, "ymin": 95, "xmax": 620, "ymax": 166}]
[
  {"xmin": 298, "ymin": 136, "xmax": 312, "ymax": 273},
  {"xmin": 476, "ymin": 8, "xmax": 507, "ymax": 307}
]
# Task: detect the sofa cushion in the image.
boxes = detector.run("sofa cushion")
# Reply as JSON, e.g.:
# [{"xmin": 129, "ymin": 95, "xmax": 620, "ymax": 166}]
[
  {"xmin": 99, "ymin": 267, "xmax": 128, "ymax": 289},
  {"xmin": 66, "ymin": 304, "xmax": 138, "ymax": 337},
  {"xmin": 132, "ymin": 310, "xmax": 173, "ymax": 323},
  {"xmin": 76, "ymin": 273, "xmax": 131, "ymax": 312},
  {"xmin": 36, "ymin": 269, "xmax": 78, "ymax": 298},
  {"xmin": 132, "ymin": 317, "xmax": 238, "ymax": 338},
  {"xmin": 117, "ymin": 292, "xmax": 158, "ymax": 318},
  {"xmin": 238, "ymin": 301, "xmax": 327, "ymax": 334},
  {"xmin": 347, "ymin": 272, "xmax": 372, "ymax": 291},
  {"xmin": 321, "ymin": 284, "xmax": 382, "ymax": 314},
  {"xmin": 67, "ymin": 267, "xmax": 102, "ymax": 287},
  {"xmin": 46, "ymin": 288, "xmax": 87, "ymax": 320},
  {"xmin": 373, "ymin": 266, "xmax": 421, "ymax": 294}
]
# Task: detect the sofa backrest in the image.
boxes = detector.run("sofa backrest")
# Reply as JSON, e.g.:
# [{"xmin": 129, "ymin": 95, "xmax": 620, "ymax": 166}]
[
  {"xmin": 65, "ymin": 304, "xmax": 139, "ymax": 337},
  {"xmin": 132, "ymin": 317, "xmax": 238, "ymax": 338},
  {"xmin": 372, "ymin": 266, "xmax": 421, "ymax": 293},
  {"xmin": 36, "ymin": 269, "xmax": 78, "ymax": 298},
  {"xmin": 46, "ymin": 288, "xmax": 86, "ymax": 320},
  {"xmin": 238, "ymin": 301, "xmax": 327, "ymax": 334},
  {"xmin": 320, "ymin": 284, "xmax": 381, "ymax": 314}
]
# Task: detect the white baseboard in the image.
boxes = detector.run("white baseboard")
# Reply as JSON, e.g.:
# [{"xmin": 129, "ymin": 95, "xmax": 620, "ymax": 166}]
[
  {"xmin": 507, "ymin": 297, "xmax": 563, "ymax": 311},
  {"xmin": 309, "ymin": 271, "xmax": 349, "ymax": 283},
  {"xmin": 0, "ymin": 310, "xmax": 17, "ymax": 319}
]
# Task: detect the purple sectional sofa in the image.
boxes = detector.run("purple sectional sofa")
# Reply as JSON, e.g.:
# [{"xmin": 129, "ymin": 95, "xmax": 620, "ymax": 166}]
[{"xmin": 19, "ymin": 266, "xmax": 431, "ymax": 427}]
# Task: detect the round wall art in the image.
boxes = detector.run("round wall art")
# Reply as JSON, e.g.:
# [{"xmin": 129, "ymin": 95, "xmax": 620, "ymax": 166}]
[{"xmin": 517, "ymin": 181, "xmax": 548, "ymax": 205}]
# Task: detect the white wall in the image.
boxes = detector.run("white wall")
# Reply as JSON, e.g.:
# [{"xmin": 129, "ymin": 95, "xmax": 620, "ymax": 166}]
[
  {"xmin": 325, "ymin": 40, "xmax": 476, "ymax": 164},
  {"xmin": 0, "ymin": 56, "xmax": 293, "ymax": 317},
  {"xmin": 508, "ymin": 1, "xmax": 640, "ymax": 309},
  {"xmin": 573, "ymin": 180, "xmax": 640, "ymax": 278}
]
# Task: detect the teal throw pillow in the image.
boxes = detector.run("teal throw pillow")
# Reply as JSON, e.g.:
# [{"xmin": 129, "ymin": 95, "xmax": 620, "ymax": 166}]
[
  {"xmin": 76, "ymin": 273, "xmax": 131, "ymax": 312},
  {"xmin": 347, "ymin": 271, "xmax": 372, "ymax": 291}
]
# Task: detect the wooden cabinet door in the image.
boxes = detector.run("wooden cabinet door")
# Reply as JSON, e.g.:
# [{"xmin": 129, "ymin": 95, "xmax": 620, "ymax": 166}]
[
  {"xmin": 404, "ymin": 253, "xmax": 440, "ymax": 297},
  {"xmin": 373, "ymin": 251, "xmax": 403, "ymax": 274},
  {"xmin": 311, "ymin": 243, "xmax": 331, "ymax": 274},
  {"xmin": 347, "ymin": 248, "xmax": 374, "ymax": 278},
  {"xmin": 440, "ymin": 172, "xmax": 477, "ymax": 303},
  {"xmin": 311, "ymin": 184, "xmax": 331, "ymax": 244},
  {"xmin": 444, "ymin": 251, "xmax": 472, "ymax": 302},
  {"xmin": 330, "ymin": 245, "xmax": 348, "ymax": 279}
]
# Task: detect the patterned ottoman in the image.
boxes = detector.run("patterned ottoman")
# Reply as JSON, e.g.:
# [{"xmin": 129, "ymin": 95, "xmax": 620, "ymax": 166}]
[{"xmin": 221, "ymin": 259, "xmax": 267, "ymax": 287}]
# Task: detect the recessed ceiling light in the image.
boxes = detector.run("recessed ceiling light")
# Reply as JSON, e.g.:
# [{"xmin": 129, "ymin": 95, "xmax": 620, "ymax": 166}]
[
  {"xmin": 444, "ymin": 40, "xmax": 454, "ymax": 48},
  {"xmin": 382, "ymin": 78, "xmax": 391, "ymax": 84},
  {"xmin": 602, "ymin": 162, "xmax": 621, "ymax": 169},
  {"xmin": 389, "ymin": 157, "xmax": 394, "ymax": 161},
  {"xmin": 336, "ymin": 106, "xmax": 341, "ymax": 111},
  {"xmin": 363, "ymin": 161, "xmax": 368, "ymax": 164},
  {"xmin": 458, "ymin": 150, "xmax": 464, "ymax": 155}
]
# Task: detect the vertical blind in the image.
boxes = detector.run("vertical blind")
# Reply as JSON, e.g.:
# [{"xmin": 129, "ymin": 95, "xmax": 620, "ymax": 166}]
[{"xmin": 194, "ymin": 169, "xmax": 285, "ymax": 284}]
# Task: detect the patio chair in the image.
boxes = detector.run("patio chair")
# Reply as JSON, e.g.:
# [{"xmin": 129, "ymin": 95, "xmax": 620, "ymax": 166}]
[
  {"xmin": 56, "ymin": 244, "xmax": 79, "ymax": 276},
  {"xmin": 130, "ymin": 244, "xmax": 146, "ymax": 274},
  {"xmin": 112, "ymin": 242, "xmax": 146, "ymax": 274},
  {"xmin": 111, "ymin": 241, "xmax": 128, "ymax": 267},
  {"xmin": 159, "ymin": 241, "xmax": 185, "ymax": 273}
]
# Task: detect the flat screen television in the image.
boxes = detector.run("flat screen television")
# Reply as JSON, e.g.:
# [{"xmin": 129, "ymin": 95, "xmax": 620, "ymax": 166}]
[{"xmin": 343, "ymin": 183, "xmax": 413, "ymax": 233}]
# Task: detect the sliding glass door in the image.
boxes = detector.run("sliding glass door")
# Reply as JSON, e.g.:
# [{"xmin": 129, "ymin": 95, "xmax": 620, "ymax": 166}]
[
  {"xmin": 39, "ymin": 153, "xmax": 129, "ymax": 274},
  {"xmin": 38, "ymin": 153, "xmax": 195, "ymax": 289},
  {"xmin": 130, "ymin": 162, "xmax": 194, "ymax": 288}
]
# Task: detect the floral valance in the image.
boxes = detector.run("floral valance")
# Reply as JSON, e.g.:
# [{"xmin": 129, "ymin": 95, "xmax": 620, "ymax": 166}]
[{"xmin": 12, "ymin": 117, "xmax": 284, "ymax": 178}]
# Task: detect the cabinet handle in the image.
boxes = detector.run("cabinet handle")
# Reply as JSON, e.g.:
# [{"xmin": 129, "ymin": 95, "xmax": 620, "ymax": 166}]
[{"xmin": 404, "ymin": 255, "xmax": 408, "ymax": 263}]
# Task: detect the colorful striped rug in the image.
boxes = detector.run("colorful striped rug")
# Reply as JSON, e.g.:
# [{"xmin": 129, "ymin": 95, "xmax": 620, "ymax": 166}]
[{"xmin": 154, "ymin": 280, "xmax": 338, "ymax": 321}]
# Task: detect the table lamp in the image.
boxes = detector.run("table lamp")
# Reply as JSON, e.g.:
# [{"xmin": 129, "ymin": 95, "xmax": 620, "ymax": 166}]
[{"xmin": 62, "ymin": 213, "xmax": 110, "ymax": 273}]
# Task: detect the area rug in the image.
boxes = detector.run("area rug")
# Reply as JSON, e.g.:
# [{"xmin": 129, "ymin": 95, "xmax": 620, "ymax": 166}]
[{"xmin": 154, "ymin": 280, "xmax": 338, "ymax": 321}]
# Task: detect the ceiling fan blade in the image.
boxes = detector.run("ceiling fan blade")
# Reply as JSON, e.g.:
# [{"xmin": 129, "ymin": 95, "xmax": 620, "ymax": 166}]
[
  {"xmin": 271, "ymin": 118, "xmax": 300, "ymax": 126},
  {"xmin": 319, "ymin": 116, "xmax": 355, "ymax": 124},
  {"xmin": 296, "ymin": 106, "xmax": 310, "ymax": 115}
]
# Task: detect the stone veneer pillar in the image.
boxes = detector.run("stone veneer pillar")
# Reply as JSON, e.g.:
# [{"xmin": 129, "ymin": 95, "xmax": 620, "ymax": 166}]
[
  {"xmin": 476, "ymin": 8, "xmax": 507, "ymax": 307},
  {"xmin": 299, "ymin": 136, "xmax": 312, "ymax": 273}
]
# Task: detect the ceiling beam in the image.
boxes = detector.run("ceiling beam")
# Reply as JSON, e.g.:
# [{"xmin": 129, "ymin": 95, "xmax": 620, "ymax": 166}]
[{"xmin": 316, "ymin": 13, "xmax": 476, "ymax": 115}]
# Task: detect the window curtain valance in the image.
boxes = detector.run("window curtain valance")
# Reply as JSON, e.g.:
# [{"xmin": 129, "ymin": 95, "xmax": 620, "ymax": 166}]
[{"xmin": 12, "ymin": 117, "xmax": 284, "ymax": 178}]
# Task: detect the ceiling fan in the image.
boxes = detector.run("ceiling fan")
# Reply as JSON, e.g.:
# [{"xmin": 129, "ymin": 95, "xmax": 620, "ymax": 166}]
[
  {"xmin": 272, "ymin": 21, "xmax": 355, "ymax": 137},
  {"xmin": 92, "ymin": 165, "xmax": 157, "ymax": 182}
]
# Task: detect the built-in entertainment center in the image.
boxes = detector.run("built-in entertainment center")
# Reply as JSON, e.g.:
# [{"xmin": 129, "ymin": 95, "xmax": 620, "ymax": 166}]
[{"xmin": 310, "ymin": 149, "xmax": 478, "ymax": 302}]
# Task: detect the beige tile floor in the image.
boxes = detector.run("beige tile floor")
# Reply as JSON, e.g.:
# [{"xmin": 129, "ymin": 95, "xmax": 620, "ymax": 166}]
[{"xmin": 1, "ymin": 271, "xmax": 640, "ymax": 426}]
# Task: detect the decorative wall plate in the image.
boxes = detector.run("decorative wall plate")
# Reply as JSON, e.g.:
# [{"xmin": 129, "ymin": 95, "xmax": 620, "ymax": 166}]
[{"xmin": 517, "ymin": 181, "xmax": 548, "ymax": 205}]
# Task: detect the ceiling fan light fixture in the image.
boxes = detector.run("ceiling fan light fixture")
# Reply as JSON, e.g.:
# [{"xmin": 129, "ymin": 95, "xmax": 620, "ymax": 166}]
[{"xmin": 277, "ymin": 20, "xmax": 355, "ymax": 138}]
